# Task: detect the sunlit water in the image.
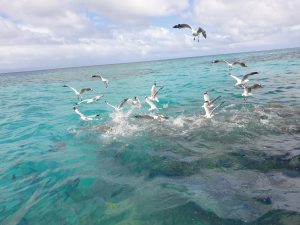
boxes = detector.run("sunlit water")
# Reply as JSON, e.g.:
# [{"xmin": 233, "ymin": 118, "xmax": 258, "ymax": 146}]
[{"xmin": 1, "ymin": 48, "xmax": 300, "ymax": 225}]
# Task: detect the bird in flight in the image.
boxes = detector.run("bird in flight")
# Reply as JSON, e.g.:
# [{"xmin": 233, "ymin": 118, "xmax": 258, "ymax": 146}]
[{"xmin": 173, "ymin": 24, "xmax": 206, "ymax": 42}]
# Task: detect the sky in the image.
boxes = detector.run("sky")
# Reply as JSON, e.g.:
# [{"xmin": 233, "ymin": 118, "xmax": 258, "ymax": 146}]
[{"xmin": 0, "ymin": 0, "xmax": 300, "ymax": 73}]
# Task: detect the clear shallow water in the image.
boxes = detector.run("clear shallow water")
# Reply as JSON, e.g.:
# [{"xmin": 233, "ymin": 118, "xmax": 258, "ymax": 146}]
[{"xmin": 1, "ymin": 48, "xmax": 300, "ymax": 225}]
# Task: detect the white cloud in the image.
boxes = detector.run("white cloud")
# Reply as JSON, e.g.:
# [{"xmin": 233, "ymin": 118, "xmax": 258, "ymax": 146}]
[{"xmin": 84, "ymin": 0, "xmax": 189, "ymax": 22}]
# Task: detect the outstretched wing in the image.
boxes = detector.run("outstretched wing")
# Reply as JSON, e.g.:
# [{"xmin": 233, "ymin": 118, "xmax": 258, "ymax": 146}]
[
  {"xmin": 73, "ymin": 107, "xmax": 85, "ymax": 117},
  {"xmin": 153, "ymin": 86, "xmax": 164, "ymax": 98},
  {"xmin": 209, "ymin": 96, "xmax": 221, "ymax": 106},
  {"xmin": 242, "ymin": 72, "xmax": 258, "ymax": 81},
  {"xmin": 229, "ymin": 74, "xmax": 241, "ymax": 82},
  {"xmin": 212, "ymin": 60, "xmax": 227, "ymax": 64},
  {"xmin": 249, "ymin": 84, "xmax": 263, "ymax": 91},
  {"xmin": 233, "ymin": 62, "xmax": 247, "ymax": 67},
  {"xmin": 118, "ymin": 98, "xmax": 129, "ymax": 109},
  {"xmin": 79, "ymin": 88, "xmax": 92, "ymax": 95},
  {"xmin": 91, "ymin": 75, "xmax": 102, "ymax": 78},
  {"xmin": 173, "ymin": 24, "xmax": 192, "ymax": 30},
  {"xmin": 197, "ymin": 27, "xmax": 206, "ymax": 38},
  {"xmin": 63, "ymin": 85, "xmax": 79, "ymax": 95},
  {"xmin": 210, "ymin": 101, "xmax": 225, "ymax": 117}
]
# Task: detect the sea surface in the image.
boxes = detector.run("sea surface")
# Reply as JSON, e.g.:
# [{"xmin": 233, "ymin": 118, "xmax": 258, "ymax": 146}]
[{"xmin": 1, "ymin": 48, "xmax": 300, "ymax": 225}]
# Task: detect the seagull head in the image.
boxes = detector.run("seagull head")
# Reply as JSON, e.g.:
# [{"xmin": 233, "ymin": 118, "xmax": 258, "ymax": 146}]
[
  {"xmin": 173, "ymin": 24, "xmax": 179, "ymax": 28},
  {"xmin": 73, "ymin": 106, "xmax": 76, "ymax": 110}
]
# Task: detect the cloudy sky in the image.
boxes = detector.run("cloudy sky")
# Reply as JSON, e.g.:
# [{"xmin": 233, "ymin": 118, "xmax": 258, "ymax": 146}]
[{"xmin": 0, "ymin": 0, "xmax": 299, "ymax": 73}]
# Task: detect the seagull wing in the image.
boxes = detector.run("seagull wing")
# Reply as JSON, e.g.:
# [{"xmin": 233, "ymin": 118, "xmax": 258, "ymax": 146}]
[
  {"xmin": 233, "ymin": 62, "xmax": 247, "ymax": 67},
  {"xmin": 80, "ymin": 88, "xmax": 92, "ymax": 95},
  {"xmin": 105, "ymin": 101, "xmax": 118, "ymax": 111},
  {"xmin": 73, "ymin": 107, "xmax": 85, "ymax": 118},
  {"xmin": 242, "ymin": 72, "xmax": 258, "ymax": 81},
  {"xmin": 230, "ymin": 74, "xmax": 241, "ymax": 82},
  {"xmin": 173, "ymin": 24, "xmax": 192, "ymax": 30},
  {"xmin": 145, "ymin": 98, "xmax": 158, "ymax": 110},
  {"xmin": 118, "ymin": 98, "xmax": 129, "ymax": 109},
  {"xmin": 126, "ymin": 98, "xmax": 135, "ymax": 106},
  {"xmin": 213, "ymin": 60, "xmax": 227, "ymax": 64},
  {"xmin": 197, "ymin": 27, "xmax": 206, "ymax": 38},
  {"xmin": 153, "ymin": 86, "xmax": 164, "ymax": 98},
  {"xmin": 210, "ymin": 101, "xmax": 225, "ymax": 117},
  {"xmin": 91, "ymin": 75, "xmax": 101, "ymax": 78},
  {"xmin": 209, "ymin": 96, "xmax": 221, "ymax": 106},
  {"xmin": 249, "ymin": 84, "xmax": 263, "ymax": 92},
  {"xmin": 63, "ymin": 85, "xmax": 79, "ymax": 95}
]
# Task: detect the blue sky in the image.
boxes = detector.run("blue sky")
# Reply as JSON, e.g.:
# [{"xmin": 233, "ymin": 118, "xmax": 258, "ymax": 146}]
[{"xmin": 0, "ymin": 0, "xmax": 299, "ymax": 73}]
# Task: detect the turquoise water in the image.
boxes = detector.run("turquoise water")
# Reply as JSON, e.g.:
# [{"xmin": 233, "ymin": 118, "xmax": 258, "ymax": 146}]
[{"xmin": 1, "ymin": 48, "xmax": 300, "ymax": 225}]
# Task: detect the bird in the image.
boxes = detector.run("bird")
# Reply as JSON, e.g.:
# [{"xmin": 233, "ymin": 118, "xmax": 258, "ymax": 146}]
[
  {"xmin": 76, "ymin": 95, "xmax": 103, "ymax": 105},
  {"xmin": 145, "ymin": 96, "xmax": 158, "ymax": 111},
  {"xmin": 229, "ymin": 72, "xmax": 259, "ymax": 86},
  {"xmin": 242, "ymin": 84, "xmax": 263, "ymax": 97},
  {"xmin": 212, "ymin": 60, "xmax": 247, "ymax": 69},
  {"xmin": 105, "ymin": 98, "xmax": 129, "ymax": 111},
  {"xmin": 62, "ymin": 85, "xmax": 92, "ymax": 100},
  {"xmin": 203, "ymin": 100, "xmax": 225, "ymax": 119},
  {"xmin": 91, "ymin": 74, "xmax": 109, "ymax": 88},
  {"xmin": 73, "ymin": 106, "xmax": 100, "ymax": 121},
  {"xmin": 173, "ymin": 24, "xmax": 206, "ymax": 42},
  {"xmin": 203, "ymin": 92, "xmax": 221, "ymax": 108},
  {"xmin": 149, "ymin": 83, "xmax": 164, "ymax": 102},
  {"xmin": 127, "ymin": 96, "xmax": 141, "ymax": 108}
]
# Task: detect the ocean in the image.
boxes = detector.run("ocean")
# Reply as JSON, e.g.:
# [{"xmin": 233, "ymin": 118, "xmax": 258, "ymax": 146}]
[{"xmin": 0, "ymin": 48, "xmax": 300, "ymax": 225}]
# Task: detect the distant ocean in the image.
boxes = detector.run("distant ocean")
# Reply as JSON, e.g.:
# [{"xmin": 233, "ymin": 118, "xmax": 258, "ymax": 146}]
[{"xmin": 1, "ymin": 48, "xmax": 300, "ymax": 225}]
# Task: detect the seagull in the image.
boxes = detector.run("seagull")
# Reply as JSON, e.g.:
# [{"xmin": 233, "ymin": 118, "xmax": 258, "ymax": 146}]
[
  {"xmin": 203, "ymin": 92, "xmax": 221, "ymax": 108},
  {"xmin": 173, "ymin": 24, "xmax": 206, "ymax": 42},
  {"xmin": 127, "ymin": 96, "xmax": 141, "ymax": 108},
  {"xmin": 76, "ymin": 95, "xmax": 103, "ymax": 105},
  {"xmin": 212, "ymin": 60, "xmax": 247, "ymax": 69},
  {"xmin": 149, "ymin": 83, "xmax": 164, "ymax": 102},
  {"xmin": 73, "ymin": 106, "xmax": 100, "ymax": 121},
  {"xmin": 91, "ymin": 74, "xmax": 109, "ymax": 88},
  {"xmin": 229, "ymin": 72, "xmax": 259, "ymax": 86},
  {"xmin": 203, "ymin": 101, "xmax": 225, "ymax": 119},
  {"xmin": 105, "ymin": 98, "xmax": 129, "ymax": 111},
  {"xmin": 242, "ymin": 84, "xmax": 263, "ymax": 97},
  {"xmin": 145, "ymin": 96, "xmax": 158, "ymax": 111},
  {"xmin": 63, "ymin": 85, "xmax": 92, "ymax": 100}
]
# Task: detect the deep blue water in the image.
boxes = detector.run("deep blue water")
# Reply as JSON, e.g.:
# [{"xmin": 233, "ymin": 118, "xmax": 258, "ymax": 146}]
[{"xmin": 1, "ymin": 48, "xmax": 300, "ymax": 225}]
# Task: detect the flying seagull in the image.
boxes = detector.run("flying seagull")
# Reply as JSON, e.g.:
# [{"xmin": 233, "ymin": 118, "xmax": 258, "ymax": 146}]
[
  {"xmin": 63, "ymin": 85, "xmax": 92, "ymax": 100},
  {"xmin": 76, "ymin": 95, "xmax": 103, "ymax": 105},
  {"xmin": 105, "ymin": 98, "xmax": 129, "ymax": 111},
  {"xmin": 203, "ymin": 100, "xmax": 225, "ymax": 119},
  {"xmin": 91, "ymin": 74, "xmax": 109, "ymax": 88},
  {"xmin": 203, "ymin": 92, "xmax": 221, "ymax": 109},
  {"xmin": 242, "ymin": 84, "xmax": 263, "ymax": 97},
  {"xmin": 149, "ymin": 83, "xmax": 164, "ymax": 102},
  {"xmin": 212, "ymin": 60, "xmax": 247, "ymax": 69},
  {"xmin": 145, "ymin": 96, "xmax": 158, "ymax": 111},
  {"xmin": 127, "ymin": 96, "xmax": 141, "ymax": 108},
  {"xmin": 229, "ymin": 72, "xmax": 259, "ymax": 86},
  {"xmin": 173, "ymin": 24, "xmax": 206, "ymax": 42},
  {"xmin": 73, "ymin": 106, "xmax": 100, "ymax": 121}
]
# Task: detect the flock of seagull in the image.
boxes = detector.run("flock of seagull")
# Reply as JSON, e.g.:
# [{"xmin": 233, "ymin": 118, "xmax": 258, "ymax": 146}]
[{"xmin": 62, "ymin": 23, "xmax": 263, "ymax": 122}]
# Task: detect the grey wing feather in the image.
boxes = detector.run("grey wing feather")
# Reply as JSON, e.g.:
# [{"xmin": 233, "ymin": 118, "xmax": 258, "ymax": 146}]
[
  {"xmin": 153, "ymin": 86, "xmax": 164, "ymax": 98},
  {"xmin": 174, "ymin": 24, "xmax": 192, "ymax": 29},
  {"xmin": 118, "ymin": 98, "xmax": 129, "ymax": 109},
  {"xmin": 209, "ymin": 96, "xmax": 221, "ymax": 106},
  {"xmin": 249, "ymin": 84, "xmax": 263, "ymax": 91},
  {"xmin": 233, "ymin": 62, "xmax": 247, "ymax": 67},
  {"xmin": 210, "ymin": 101, "xmax": 225, "ymax": 116},
  {"xmin": 242, "ymin": 72, "xmax": 258, "ymax": 81},
  {"xmin": 197, "ymin": 27, "xmax": 206, "ymax": 38}
]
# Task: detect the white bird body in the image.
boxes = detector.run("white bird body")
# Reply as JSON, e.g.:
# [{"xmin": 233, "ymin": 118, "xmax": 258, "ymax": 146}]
[
  {"xmin": 242, "ymin": 89, "xmax": 252, "ymax": 97},
  {"xmin": 73, "ymin": 107, "xmax": 99, "ymax": 121},
  {"xmin": 213, "ymin": 60, "xmax": 247, "ymax": 69},
  {"xmin": 242, "ymin": 84, "xmax": 262, "ymax": 97},
  {"xmin": 145, "ymin": 97, "xmax": 158, "ymax": 111},
  {"xmin": 202, "ymin": 92, "xmax": 221, "ymax": 109},
  {"xmin": 203, "ymin": 100, "xmax": 225, "ymax": 119},
  {"xmin": 230, "ymin": 74, "xmax": 247, "ymax": 86},
  {"xmin": 127, "ymin": 97, "xmax": 141, "ymax": 108}
]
